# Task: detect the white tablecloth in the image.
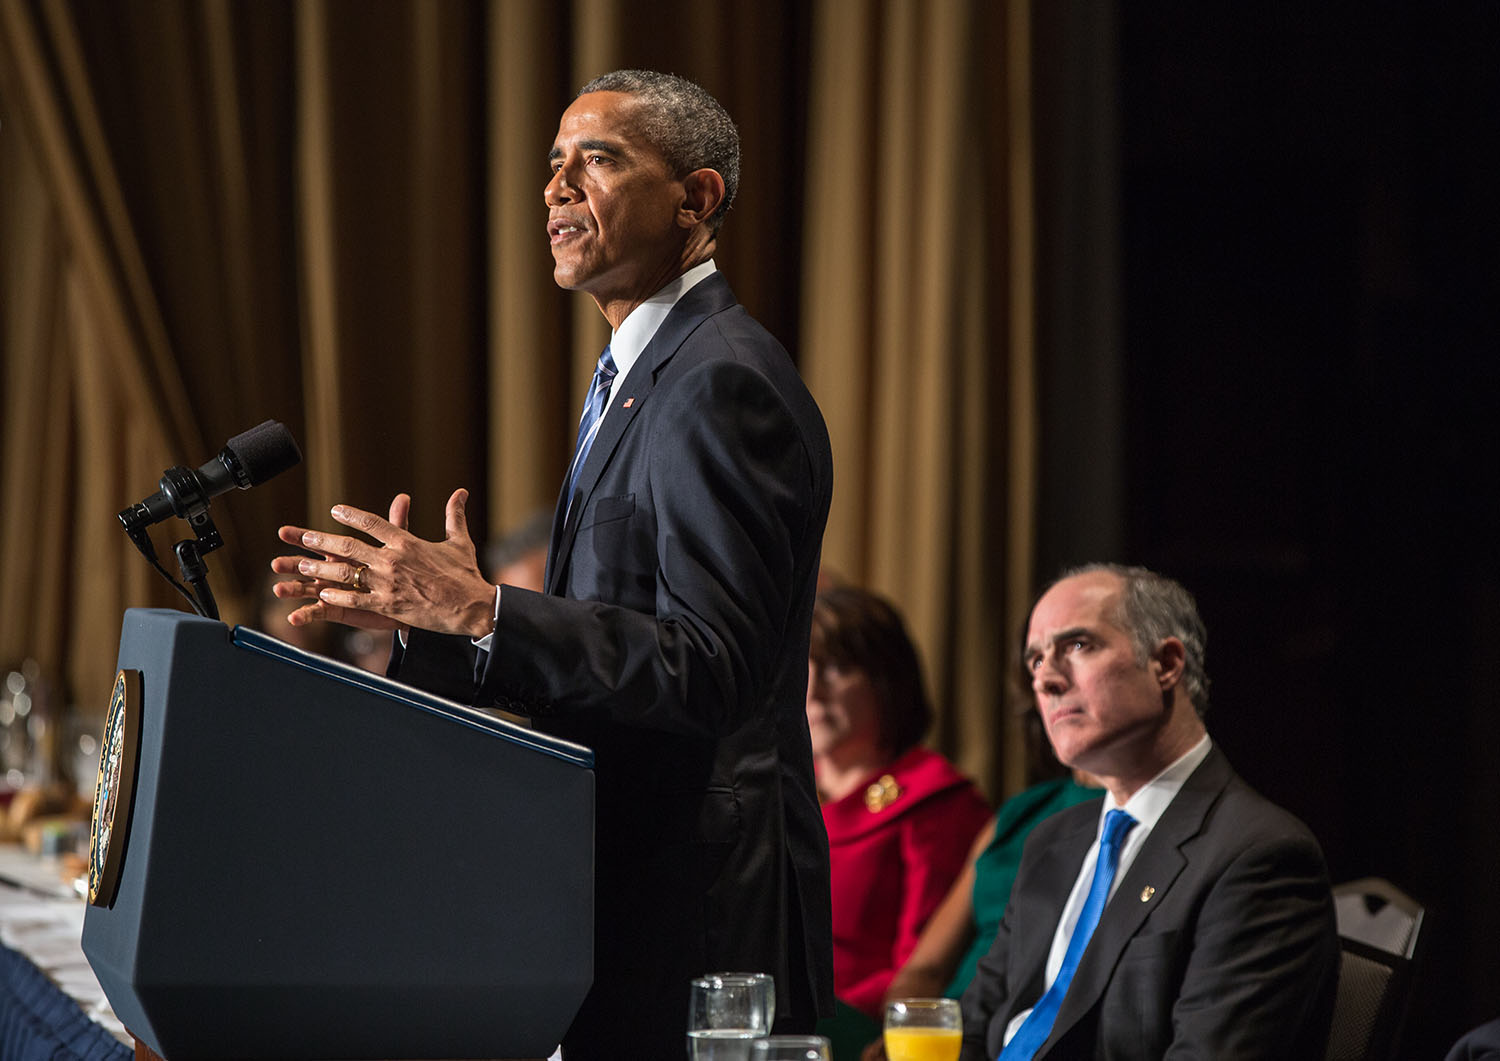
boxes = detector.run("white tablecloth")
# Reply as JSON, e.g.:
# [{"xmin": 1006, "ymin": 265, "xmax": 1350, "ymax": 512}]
[{"xmin": 0, "ymin": 843, "xmax": 130, "ymax": 1045}]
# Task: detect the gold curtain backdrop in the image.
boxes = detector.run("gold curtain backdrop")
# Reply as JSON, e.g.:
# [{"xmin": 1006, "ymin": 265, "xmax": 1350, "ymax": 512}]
[{"xmin": 0, "ymin": 0, "xmax": 1039, "ymax": 799}]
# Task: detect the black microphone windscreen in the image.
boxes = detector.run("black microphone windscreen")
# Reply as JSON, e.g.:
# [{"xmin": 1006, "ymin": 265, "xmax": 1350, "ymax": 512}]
[{"xmin": 226, "ymin": 420, "xmax": 302, "ymax": 486}]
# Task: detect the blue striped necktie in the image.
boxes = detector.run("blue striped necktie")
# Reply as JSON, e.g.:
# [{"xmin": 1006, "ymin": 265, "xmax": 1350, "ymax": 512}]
[
  {"xmin": 564, "ymin": 345, "xmax": 617, "ymax": 512},
  {"xmin": 999, "ymin": 808, "xmax": 1138, "ymax": 1060}
]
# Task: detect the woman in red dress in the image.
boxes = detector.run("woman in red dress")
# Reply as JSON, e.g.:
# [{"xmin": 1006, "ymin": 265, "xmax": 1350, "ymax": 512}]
[{"xmin": 806, "ymin": 587, "xmax": 993, "ymax": 1023}]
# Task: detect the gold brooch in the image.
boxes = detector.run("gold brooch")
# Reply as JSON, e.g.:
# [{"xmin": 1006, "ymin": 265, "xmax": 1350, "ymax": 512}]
[
  {"xmin": 864, "ymin": 774, "xmax": 902, "ymax": 812},
  {"xmin": 1140, "ymin": 886, "xmax": 1156, "ymax": 903}
]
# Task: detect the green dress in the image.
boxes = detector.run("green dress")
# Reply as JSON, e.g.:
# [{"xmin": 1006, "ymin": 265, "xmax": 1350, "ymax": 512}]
[
  {"xmin": 945, "ymin": 775, "xmax": 1101, "ymax": 997},
  {"xmin": 818, "ymin": 776, "xmax": 1100, "ymax": 1059}
]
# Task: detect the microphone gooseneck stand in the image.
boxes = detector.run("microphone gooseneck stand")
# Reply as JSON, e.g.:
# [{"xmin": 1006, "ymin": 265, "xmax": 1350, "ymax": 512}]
[{"xmin": 120, "ymin": 465, "xmax": 224, "ymax": 621}]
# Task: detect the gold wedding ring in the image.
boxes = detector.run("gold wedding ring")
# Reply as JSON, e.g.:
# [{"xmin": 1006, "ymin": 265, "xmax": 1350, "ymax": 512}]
[{"xmin": 350, "ymin": 564, "xmax": 369, "ymax": 592}]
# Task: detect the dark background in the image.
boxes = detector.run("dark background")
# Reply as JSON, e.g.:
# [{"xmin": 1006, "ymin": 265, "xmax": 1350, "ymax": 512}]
[{"xmin": 1068, "ymin": 5, "xmax": 1498, "ymax": 1053}]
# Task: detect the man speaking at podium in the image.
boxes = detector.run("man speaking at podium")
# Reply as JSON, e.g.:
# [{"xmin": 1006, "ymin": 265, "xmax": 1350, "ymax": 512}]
[{"xmin": 272, "ymin": 71, "xmax": 833, "ymax": 1058}]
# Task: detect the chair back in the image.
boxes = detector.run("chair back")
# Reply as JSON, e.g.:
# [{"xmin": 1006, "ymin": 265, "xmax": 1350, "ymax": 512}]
[{"xmin": 1324, "ymin": 878, "xmax": 1424, "ymax": 1061}]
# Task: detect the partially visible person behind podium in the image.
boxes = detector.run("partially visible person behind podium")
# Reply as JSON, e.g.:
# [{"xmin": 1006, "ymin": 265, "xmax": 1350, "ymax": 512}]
[
  {"xmin": 483, "ymin": 509, "xmax": 551, "ymax": 593},
  {"xmin": 270, "ymin": 70, "xmax": 833, "ymax": 1059},
  {"xmin": 806, "ymin": 587, "xmax": 991, "ymax": 1041},
  {"xmin": 959, "ymin": 564, "xmax": 1339, "ymax": 1060}
]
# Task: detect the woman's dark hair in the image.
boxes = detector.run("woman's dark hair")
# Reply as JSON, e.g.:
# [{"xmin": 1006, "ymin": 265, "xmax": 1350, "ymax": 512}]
[{"xmin": 809, "ymin": 586, "xmax": 932, "ymax": 757}]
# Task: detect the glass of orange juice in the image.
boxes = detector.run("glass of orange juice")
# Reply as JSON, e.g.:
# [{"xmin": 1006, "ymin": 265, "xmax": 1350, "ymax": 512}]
[{"xmin": 883, "ymin": 998, "xmax": 961, "ymax": 1061}]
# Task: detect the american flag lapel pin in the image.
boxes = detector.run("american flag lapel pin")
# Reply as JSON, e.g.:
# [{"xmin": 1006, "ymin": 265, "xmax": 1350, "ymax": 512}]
[{"xmin": 622, "ymin": 397, "xmax": 635, "ymax": 408}]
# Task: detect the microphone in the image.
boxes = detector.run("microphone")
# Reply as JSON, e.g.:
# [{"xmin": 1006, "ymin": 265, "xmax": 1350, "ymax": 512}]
[{"xmin": 118, "ymin": 420, "xmax": 302, "ymax": 532}]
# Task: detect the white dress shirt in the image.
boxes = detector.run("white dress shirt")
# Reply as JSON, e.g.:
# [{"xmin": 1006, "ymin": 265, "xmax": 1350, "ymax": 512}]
[{"xmin": 597, "ymin": 258, "xmax": 717, "ymax": 426}]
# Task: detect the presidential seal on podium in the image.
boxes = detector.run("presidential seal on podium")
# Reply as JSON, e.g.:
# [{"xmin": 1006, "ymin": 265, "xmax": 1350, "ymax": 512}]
[{"xmin": 89, "ymin": 668, "xmax": 142, "ymax": 907}]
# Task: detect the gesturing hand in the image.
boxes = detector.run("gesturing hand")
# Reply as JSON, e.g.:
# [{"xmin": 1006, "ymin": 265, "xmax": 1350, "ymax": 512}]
[{"xmin": 271, "ymin": 488, "xmax": 497, "ymax": 640}]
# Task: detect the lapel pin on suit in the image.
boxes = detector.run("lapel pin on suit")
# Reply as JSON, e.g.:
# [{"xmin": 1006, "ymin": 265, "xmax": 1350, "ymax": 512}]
[
  {"xmin": 1140, "ymin": 886, "xmax": 1156, "ymax": 902},
  {"xmin": 623, "ymin": 397, "xmax": 635, "ymax": 408}
]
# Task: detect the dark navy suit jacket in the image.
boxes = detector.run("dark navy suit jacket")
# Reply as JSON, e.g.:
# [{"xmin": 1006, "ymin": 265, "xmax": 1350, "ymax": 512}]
[{"xmin": 394, "ymin": 272, "xmax": 834, "ymax": 1059}]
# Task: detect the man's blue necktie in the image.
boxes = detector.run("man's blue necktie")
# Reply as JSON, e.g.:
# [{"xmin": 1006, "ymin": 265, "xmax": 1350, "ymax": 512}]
[
  {"xmin": 564, "ymin": 345, "xmax": 617, "ymax": 513},
  {"xmin": 999, "ymin": 808, "xmax": 1138, "ymax": 1061}
]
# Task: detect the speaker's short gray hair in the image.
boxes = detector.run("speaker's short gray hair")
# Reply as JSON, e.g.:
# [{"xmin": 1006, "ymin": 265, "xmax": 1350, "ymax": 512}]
[{"xmin": 577, "ymin": 69, "xmax": 739, "ymax": 234}]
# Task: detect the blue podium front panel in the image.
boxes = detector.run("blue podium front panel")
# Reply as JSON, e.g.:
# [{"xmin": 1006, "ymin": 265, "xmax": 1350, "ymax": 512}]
[{"xmin": 83, "ymin": 610, "xmax": 594, "ymax": 1060}]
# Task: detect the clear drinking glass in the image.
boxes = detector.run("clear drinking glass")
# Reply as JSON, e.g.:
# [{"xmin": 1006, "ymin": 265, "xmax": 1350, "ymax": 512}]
[
  {"xmin": 749, "ymin": 1035, "xmax": 832, "ymax": 1060},
  {"xmin": 687, "ymin": 972, "xmax": 775, "ymax": 1060},
  {"xmin": 883, "ymin": 998, "xmax": 962, "ymax": 1061}
]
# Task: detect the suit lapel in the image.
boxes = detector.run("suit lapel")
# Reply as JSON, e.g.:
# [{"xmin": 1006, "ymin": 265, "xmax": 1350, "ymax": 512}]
[
  {"xmin": 1005, "ymin": 811, "xmax": 1100, "ymax": 1023},
  {"xmin": 1044, "ymin": 748, "xmax": 1232, "ymax": 1049},
  {"xmin": 544, "ymin": 274, "xmax": 739, "ymax": 594}
]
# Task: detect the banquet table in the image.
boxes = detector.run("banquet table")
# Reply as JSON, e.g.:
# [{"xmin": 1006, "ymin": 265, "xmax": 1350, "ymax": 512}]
[{"xmin": 0, "ymin": 844, "xmax": 130, "ymax": 1061}]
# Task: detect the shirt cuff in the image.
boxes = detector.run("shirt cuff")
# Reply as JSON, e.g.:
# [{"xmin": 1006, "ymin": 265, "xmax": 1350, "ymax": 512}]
[{"xmin": 471, "ymin": 584, "xmax": 503, "ymax": 651}]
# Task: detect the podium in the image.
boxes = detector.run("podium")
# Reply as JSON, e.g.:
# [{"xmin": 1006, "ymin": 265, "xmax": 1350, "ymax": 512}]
[{"xmin": 81, "ymin": 609, "xmax": 594, "ymax": 1059}]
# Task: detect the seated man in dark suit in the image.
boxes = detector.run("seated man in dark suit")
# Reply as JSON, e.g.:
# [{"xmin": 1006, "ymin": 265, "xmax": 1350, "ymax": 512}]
[{"xmin": 960, "ymin": 564, "xmax": 1339, "ymax": 1060}]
